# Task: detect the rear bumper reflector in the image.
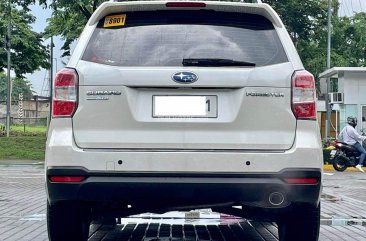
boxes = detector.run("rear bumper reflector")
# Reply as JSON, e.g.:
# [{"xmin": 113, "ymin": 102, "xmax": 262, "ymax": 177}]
[
  {"xmin": 284, "ymin": 178, "xmax": 318, "ymax": 184},
  {"xmin": 49, "ymin": 176, "xmax": 86, "ymax": 183}
]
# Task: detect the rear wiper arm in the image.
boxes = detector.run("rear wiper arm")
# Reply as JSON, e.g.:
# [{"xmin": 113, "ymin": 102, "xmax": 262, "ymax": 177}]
[{"xmin": 182, "ymin": 58, "xmax": 256, "ymax": 67}]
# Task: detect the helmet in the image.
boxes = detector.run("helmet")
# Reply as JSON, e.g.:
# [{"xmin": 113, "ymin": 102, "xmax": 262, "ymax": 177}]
[{"xmin": 347, "ymin": 116, "xmax": 357, "ymax": 127}]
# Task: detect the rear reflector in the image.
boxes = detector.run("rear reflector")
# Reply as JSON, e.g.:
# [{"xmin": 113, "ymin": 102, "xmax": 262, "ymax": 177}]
[
  {"xmin": 284, "ymin": 178, "xmax": 319, "ymax": 184},
  {"xmin": 49, "ymin": 176, "xmax": 85, "ymax": 183},
  {"xmin": 166, "ymin": 2, "xmax": 206, "ymax": 7},
  {"xmin": 292, "ymin": 102, "xmax": 316, "ymax": 119},
  {"xmin": 53, "ymin": 100, "xmax": 77, "ymax": 117}
]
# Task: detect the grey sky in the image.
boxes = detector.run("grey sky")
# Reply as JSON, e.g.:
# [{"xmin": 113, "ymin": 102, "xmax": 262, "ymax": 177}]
[
  {"xmin": 26, "ymin": 0, "xmax": 364, "ymax": 95},
  {"xmin": 339, "ymin": 0, "xmax": 365, "ymax": 16}
]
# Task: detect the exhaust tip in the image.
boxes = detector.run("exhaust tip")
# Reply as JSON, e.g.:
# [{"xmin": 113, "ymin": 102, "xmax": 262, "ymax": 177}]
[{"xmin": 268, "ymin": 192, "xmax": 285, "ymax": 206}]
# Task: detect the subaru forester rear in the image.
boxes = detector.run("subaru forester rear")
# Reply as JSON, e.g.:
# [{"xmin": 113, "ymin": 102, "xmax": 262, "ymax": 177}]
[{"xmin": 46, "ymin": 1, "xmax": 323, "ymax": 241}]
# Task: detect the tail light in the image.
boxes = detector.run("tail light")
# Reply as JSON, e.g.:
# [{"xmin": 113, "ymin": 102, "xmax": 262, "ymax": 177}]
[
  {"xmin": 52, "ymin": 68, "xmax": 78, "ymax": 118},
  {"xmin": 335, "ymin": 142, "xmax": 343, "ymax": 148},
  {"xmin": 292, "ymin": 70, "xmax": 316, "ymax": 120}
]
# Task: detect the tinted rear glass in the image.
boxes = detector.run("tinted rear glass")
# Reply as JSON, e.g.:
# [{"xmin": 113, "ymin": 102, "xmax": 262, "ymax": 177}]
[{"xmin": 82, "ymin": 10, "xmax": 288, "ymax": 67}]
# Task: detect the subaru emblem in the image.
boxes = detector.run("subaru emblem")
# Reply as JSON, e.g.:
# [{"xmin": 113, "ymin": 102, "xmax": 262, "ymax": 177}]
[{"xmin": 172, "ymin": 71, "xmax": 198, "ymax": 84}]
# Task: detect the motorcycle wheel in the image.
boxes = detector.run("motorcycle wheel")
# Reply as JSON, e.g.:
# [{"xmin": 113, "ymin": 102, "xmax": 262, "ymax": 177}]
[{"xmin": 332, "ymin": 155, "xmax": 348, "ymax": 172}]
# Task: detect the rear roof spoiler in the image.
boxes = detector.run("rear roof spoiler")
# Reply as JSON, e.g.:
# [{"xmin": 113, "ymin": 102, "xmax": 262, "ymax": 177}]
[{"xmin": 89, "ymin": 1, "xmax": 282, "ymax": 28}]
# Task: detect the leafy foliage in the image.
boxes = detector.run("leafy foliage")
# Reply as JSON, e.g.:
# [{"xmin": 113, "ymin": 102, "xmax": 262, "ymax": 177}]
[
  {"xmin": 40, "ymin": 0, "xmax": 108, "ymax": 57},
  {"xmin": 293, "ymin": 9, "xmax": 366, "ymax": 88},
  {"xmin": 262, "ymin": 0, "xmax": 329, "ymax": 45},
  {"xmin": 0, "ymin": 1, "xmax": 49, "ymax": 76},
  {"xmin": 261, "ymin": 0, "xmax": 365, "ymax": 90},
  {"xmin": 0, "ymin": 72, "xmax": 34, "ymax": 101},
  {"xmin": 0, "ymin": 0, "xmax": 37, "ymax": 11},
  {"xmin": 332, "ymin": 13, "xmax": 366, "ymax": 67}
]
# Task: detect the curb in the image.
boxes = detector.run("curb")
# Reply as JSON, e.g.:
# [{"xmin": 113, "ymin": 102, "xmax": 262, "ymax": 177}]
[{"xmin": 323, "ymin": 164, "xmax": 365, "ymax": 172}]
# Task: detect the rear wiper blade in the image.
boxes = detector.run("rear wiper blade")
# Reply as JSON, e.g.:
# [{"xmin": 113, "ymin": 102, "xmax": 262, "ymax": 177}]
[{"xmin": 182, "ymin": 58, "xmax": 256, "ymax": 67}]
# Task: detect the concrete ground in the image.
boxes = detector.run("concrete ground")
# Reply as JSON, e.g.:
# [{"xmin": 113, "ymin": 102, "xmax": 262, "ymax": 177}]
[{"xmin": 0, "ymin": 160, "xmax": 365, "ymax": 241}]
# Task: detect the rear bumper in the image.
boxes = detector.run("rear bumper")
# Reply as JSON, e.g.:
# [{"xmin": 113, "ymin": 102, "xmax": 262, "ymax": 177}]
[{"xmin": 46, "ymin": 167, "xmax": 322, "ymax": 213}]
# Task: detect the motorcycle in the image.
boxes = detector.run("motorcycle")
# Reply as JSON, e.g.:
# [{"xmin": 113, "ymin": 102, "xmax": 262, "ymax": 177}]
[{"xmin": 329, "ymin": 133, "xmax": 366, "ymax": 172}]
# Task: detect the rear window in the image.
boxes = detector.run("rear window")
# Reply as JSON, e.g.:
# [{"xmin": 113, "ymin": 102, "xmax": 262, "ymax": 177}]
[{"xmin": 82, "ymin": 10, "xmax": 288, "ymax": 67}]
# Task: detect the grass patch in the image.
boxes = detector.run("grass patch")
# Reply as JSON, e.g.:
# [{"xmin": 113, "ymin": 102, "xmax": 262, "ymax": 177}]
[
  {"xmin": 0, "ymin": 124, "xmax": 47, "ymax": 137},
  {"xmin": 0, "ymin": 125, "xmax": 47, "ymax": 160},
  {"xmin": 0, "ymin": 135, "xmax": 47, "ymax": 160},
  {"xmin": 11, "ymin": 125, "xmax": 47, "ymax": 133}
]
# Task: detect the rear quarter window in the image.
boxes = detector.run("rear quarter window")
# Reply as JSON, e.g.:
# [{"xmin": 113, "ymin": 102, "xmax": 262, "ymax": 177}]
[{"xmin": 82, "ymin": 10, "xmax": 288, "ymax": 67}]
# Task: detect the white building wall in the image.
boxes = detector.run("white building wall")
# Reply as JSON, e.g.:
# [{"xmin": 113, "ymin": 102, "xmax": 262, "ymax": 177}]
[
  {"xmin": 338, "ymin": 72, "xmax": 366, "ymax": 132},
  {"xmin": 343, "ymin": 72, "xmax": 366, "ymax": 104}
]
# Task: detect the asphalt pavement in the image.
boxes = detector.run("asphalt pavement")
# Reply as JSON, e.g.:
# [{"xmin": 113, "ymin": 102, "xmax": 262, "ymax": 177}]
[{"xmin": 0, "ymin": 160, "xmax": 365, "ymax": 241}]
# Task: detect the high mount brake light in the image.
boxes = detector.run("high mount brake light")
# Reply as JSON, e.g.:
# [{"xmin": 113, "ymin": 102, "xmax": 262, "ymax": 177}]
[
  {"xmin": 166, "ymin": 2, "xmax": 206, "ymax": 7},
  {"xmin": 52, "ymin": 68, "xmax": 78, "ymax": 118},
  {"xmin": 292, "ymin": 70, "xmax": 316, "ymax": 120}
]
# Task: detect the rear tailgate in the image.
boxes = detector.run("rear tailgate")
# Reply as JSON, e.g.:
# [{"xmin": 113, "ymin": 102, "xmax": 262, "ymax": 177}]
[
  {"xmin": 71, "ymin": 3, "xmax": 297, "ymax": 150},
  {"xmin": 73, "ymin": 63, "xmax": 296, "ymax": 150}
]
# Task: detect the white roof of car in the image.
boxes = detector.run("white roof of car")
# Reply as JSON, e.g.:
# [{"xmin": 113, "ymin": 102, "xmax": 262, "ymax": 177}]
[{"xmin": 89, "ymin": 1, "xmax": 282, "ymax": 27}]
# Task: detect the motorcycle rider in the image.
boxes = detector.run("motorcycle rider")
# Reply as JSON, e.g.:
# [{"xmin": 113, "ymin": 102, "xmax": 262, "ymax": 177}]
[{"xmin": 338, "ymin": 116, "xmax": 366, "ymax": 172}]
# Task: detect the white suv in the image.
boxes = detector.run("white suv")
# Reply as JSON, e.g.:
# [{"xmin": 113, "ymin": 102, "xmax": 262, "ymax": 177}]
[{"xmin": 46, "ymin": 1, "xmax": 323, "ymax": 241}]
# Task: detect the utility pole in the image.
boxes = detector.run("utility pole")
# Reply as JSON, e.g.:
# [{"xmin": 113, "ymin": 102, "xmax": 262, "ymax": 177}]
[
  {"xmin": 48, "ymin": 37, "xmax": 54, "ymax": 127},
  {"xmin": 325, "ymin": 0, "xmax": 332, "ymax": 139},
  {"xmin": 5, "ymin": 0, "xmax": 12, "ymax": 138}
]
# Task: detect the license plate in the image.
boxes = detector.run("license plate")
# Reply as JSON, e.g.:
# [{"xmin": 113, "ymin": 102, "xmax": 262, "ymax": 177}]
[
  {"xmin": 153, "ymin": 96, "xmax": 217, "ymax": 118},
  {"xmin": 330, "ymin": 150, "xmax": 337, "ymax": 156}
]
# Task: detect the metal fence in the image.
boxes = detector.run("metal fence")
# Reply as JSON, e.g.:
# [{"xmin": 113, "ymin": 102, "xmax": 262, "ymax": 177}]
[{"xmin": 0, "ymin": 117, "xmax": 47, "ymax": 126}]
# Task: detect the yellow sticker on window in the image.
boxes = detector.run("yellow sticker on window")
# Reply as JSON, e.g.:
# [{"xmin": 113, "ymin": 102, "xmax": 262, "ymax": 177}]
[{"xmin": 104, "ymin": 14, "xmax": 126, "ymax": 27}]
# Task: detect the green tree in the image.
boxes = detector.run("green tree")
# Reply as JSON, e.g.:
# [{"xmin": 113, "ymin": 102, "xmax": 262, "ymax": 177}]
[
  {"xmin": 295, "ymin": 10, "xmax": 366, "ymax": 89},
  {"xmin": 40, "ymin": 0, "xmax": 108, "ymax": 57},
  {"xmin": 0, "ymin": 0, "xmax": 36, "ymax": 11},
  {"xmin": 262, "ymin": 0, "xmax": 332, "ymax": 46},
  {"xmin": 332, "ymin": 13, "xmax": 366, "ymax": 67},
  {"xmin": 0, "ymin": 1, "xmax": 49, "ymax": 76},
  {"xmin": 0, "ymin": 72, "xmax": 33, "ymax": 101},
  {"xmin": 262, "ymin": 0, "xmax": 346, "ymax": 90}
]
